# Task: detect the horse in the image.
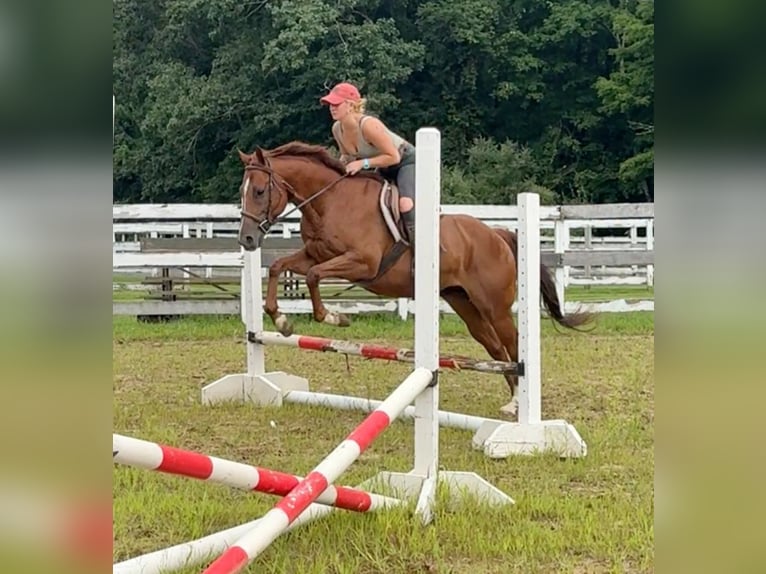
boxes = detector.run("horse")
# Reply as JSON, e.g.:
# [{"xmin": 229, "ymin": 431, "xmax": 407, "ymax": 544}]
[{"xmin": 236, "ymin": 141, "xmax": 591, "ymax": 417}]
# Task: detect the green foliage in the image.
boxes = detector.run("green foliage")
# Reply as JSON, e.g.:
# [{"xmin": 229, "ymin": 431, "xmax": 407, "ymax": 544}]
[
  {"xmin": 595, "ymin": 0, "xmax": 654, "ymax": 200},
  {"xmin": 113, "ymin": 0, "xmax": 654, "ymax": 205},
  {"xmin": 442, "ymin": 137, "xmax": 556, "ymax": 204}
]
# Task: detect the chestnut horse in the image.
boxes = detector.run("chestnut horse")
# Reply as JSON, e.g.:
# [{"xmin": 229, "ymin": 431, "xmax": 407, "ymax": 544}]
[{"xmin": 237, "ymin": 142, "xmax": 590, "ymax": 417}]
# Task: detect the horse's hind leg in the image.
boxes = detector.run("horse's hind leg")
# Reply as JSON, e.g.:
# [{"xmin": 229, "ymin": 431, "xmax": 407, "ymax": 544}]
[
  {"xmin": 442, "ymin": 290, "xmax": 520, "ymax": 418},
  {"xmin": 466, "ymin": 288, "xmax": 520, "ymax": 417}
]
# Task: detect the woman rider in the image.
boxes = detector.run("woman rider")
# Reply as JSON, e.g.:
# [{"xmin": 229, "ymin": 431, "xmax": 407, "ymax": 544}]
[{"xmin": 319, "ymin": 82, "xmax": 417, "ymax": 252}]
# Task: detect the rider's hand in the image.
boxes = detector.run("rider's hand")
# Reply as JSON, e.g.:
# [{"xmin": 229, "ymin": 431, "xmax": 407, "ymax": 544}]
[{"xmin": 345, "ymin": 160, "xmax": 364, "ymax": 175}]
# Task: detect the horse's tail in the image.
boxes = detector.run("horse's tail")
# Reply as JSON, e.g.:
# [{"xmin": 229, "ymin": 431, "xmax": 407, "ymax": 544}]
[{"xmin": 492, "ymin": 227, "xmax": 593, "ymax": 331}]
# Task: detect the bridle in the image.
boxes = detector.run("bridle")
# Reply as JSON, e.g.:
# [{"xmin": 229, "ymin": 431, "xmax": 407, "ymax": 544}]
[{"xmin": 240, "ymin": 158, "xmax": 349, "ymax": 235}]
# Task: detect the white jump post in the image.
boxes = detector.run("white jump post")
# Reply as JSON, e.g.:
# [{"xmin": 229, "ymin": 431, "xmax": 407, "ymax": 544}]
[
  {"xmin": 200, "ymin": 232, "xmax": 310, "ymax": 406},
  {"xmin": 360, "ymin": 127, "xmax": 513, "ymax": 517},
  {"xmin": 472, "ymin": 193, "xmax": 587, "ymax": 458}
]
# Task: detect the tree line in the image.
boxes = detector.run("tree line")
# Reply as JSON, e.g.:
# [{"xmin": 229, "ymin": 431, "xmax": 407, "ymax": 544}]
[{"xmin": 113, "ymin": 0, "xmax": 653, "ymax": 206}]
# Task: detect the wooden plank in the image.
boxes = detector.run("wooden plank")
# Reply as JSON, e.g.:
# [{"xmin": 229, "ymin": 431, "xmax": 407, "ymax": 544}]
[
  {"xmin": 113, "ymin": 204, "xmax": 241, "ymax": 221},
  {"xmin": 114, "ymin": 202, "xmax": 654, "ymax": 224},
  {"xmin": 141, "ymin": 277, "xmax": 243, "ymax": 285},
  {"xmin": 139, "ymin": 236, "xmax": 305, "ymax": 252},
  {"xmin": 559, "ymin": 250, "xmax": 654, "ymax": 266},
  {"xmin": 114, "ymin": 300, "xmax": 241, "ymax": 315},
  {"xmin": 145, "ymin": 292, "xmax": 239, "ymax": 300},
  {"xmin": 560, "ymin": 203, "xmax": 654, "ymax": 219},
  {"xmin": 440, "ymin": 204, "xmax": 561, "ymax": 221},
  {"xmin": 140, "ymin": 237, "xmax": 238, "ymax": 252},
  {"xmin": 113, "ymin": 252, "xmax": 243, "ymax": 268},
  {"xmin": 113, "ymin": 223, "xmax": 186, "ymax": 234},
  {"xmin": 113, "ymin": 203, "xmax": 303, "ymax": 221},
  {"xmin": 541, "ymin": 253, "xmax": 558, "ymax": 267},
  {"xmin": 567, "ymin": 276, "xmax": 649, "ymax": 286},
  {"xmin": 564, "ymin": 218, "xmax": 652, "ymax": 229},
  {"xmin": 117, "ymin": 246, "xmax": 652, "ymax": 269}
]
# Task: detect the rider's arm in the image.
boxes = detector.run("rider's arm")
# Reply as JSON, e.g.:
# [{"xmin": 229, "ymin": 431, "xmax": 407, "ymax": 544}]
[{"xmin": 360, "ymin": 118, "xmax": 401, "ymax": 168}]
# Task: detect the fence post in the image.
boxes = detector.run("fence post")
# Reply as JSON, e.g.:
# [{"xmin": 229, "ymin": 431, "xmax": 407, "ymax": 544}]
[
  {"xmin": 397, "ymin": 298, "xmax": 409, "ymax": 321},
  {"xmin": 646, "ymin": 219, "xmax": 654, "ymax": 287},
  {"xmin": 554, "ymin": 219, "xmax": 568, "ymax": 310}
]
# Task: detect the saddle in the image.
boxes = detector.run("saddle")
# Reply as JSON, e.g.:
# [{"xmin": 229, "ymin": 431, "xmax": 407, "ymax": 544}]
[
  {"xmin": 378, "ymin": 181, "xmax": 409, "ymax": 244},
  {"xmin": 363, "ymin": 180, "xmax": 444, "ymax": 284}
]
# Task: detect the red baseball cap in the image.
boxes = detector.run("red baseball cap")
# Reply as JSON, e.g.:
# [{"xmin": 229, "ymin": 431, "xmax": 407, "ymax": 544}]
[{"xmin": 320, "ymin": 82, "xmax": 361, "ymax": 105}]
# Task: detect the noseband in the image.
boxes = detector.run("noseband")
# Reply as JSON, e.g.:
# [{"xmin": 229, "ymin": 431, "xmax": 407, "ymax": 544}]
[{"xmin": 240, "ymin": 159, "xmax": 349, "ymax": 235}]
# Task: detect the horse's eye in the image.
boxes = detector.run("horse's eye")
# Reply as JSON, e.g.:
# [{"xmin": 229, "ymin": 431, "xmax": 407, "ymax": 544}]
[{"xmin": 255, "ymin": 188, "xmax": 265, "ymax": 196}]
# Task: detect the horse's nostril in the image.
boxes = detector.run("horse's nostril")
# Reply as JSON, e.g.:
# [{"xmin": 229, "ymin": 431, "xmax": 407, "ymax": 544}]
[{"xmin": 245, "ymin": 235, "xmax": 254, "ymax": 245}]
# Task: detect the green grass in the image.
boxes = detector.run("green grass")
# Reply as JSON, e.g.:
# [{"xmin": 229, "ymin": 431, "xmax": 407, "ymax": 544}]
[
  {"xmin": 113, "ymin": 311, "xmax": 654, "ymax": 573},
  {"xmin": 113, "ymin": 311, "xmax": 653, "ymax": 342}
]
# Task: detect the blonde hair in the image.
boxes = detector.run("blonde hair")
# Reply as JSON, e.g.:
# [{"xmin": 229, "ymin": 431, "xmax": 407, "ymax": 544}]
[{"xmin": 349, "ymin": 97, "xmax": 367, "ymax": 114}]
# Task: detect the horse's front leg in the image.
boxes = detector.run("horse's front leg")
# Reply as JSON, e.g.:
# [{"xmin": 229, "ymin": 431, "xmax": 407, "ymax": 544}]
[
  {"xmin": 304, "ymin": 252, "xmax": 376, "ymax": 328},
  {"xmin": 264, "ymin": 249, "xmax": 316, "ymax": 336}
]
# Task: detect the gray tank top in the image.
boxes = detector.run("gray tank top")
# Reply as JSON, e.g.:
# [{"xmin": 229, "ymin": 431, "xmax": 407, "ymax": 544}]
[{"xmin": 334, "ymin": 116, "xmax": 415, "ymax": 165}]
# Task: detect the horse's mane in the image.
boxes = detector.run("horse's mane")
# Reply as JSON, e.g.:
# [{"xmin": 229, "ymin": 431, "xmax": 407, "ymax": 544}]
[
  {"xmin": 266, "ymin": 141, "xmax": 383, "ymax": 182},
  {"xmin": 267, "ymin": 141, "xmax": 346, "ymax": 174}
]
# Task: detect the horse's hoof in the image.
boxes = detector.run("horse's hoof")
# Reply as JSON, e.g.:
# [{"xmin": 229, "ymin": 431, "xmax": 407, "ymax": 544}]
[
  {"xmin": 323, "ymin": 312, "xmax": 351, "ymax": 327},
  {"xmin": 499, "ymin": 399, "xmax": 519, "ymax": 420},
  {"xmin": 275, "ymin": 315, "xmax": 293, "ymax": 337}
]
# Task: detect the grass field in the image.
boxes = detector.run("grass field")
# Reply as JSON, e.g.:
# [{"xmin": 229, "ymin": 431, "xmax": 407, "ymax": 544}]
[{"xmin": 113, "ymin": 311, "xmax": 654, "ymax": 573}]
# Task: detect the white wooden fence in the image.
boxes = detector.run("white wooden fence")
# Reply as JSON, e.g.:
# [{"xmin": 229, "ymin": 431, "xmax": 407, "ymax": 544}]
[{"xmin": 112, "ymin": 202, "xmax": 654, "ymax": 317}]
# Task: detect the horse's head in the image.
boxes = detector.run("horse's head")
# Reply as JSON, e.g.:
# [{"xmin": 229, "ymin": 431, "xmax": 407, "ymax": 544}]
[{"xmin": 237, "ymin": 147, "xmax": 290, "ymax": 250}]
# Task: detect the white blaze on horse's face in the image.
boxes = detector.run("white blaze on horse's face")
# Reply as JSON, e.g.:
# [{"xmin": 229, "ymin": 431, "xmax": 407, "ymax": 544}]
[
  {"xmin": 251, "ymin": 173, "xmax": 272, "ymax": 213},
  {"xmin": 238, "ymin": 168, "xmax": 273, "ymax": 251},
  {"xmin": 241, "ymin": 175, "xmax": 250, "ymax": 205}
]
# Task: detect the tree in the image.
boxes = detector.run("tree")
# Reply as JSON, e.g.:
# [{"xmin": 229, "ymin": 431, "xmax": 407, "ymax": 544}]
[
  {"xmin": 113, "ymin": 0, "xmax": 654, "ymax": 205},
  {"xmin": 595, "ymin": 0, "xmax": 654, "ymax": 201}
]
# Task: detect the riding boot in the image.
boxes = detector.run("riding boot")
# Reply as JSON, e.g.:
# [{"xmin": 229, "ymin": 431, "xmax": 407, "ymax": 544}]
[{"xmin": 402, "ymin": 210, "xmax": 416, "ymax": 277}]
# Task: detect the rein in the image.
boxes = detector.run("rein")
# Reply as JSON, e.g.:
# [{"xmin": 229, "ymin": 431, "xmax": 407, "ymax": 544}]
[
  {"xmin": 278, "ymin": 173, "xmax": 350, "ymax": 221},
  {"xmin": 242, "ymin": 162, "xmax": 349, "ymax": 234}
]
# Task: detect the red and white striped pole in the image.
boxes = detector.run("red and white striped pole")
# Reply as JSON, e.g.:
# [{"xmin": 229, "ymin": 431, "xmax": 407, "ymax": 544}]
[
  {"xmin": 251, "ymin": 331, "xmax": 520, "ymax": 375},
  {"xmin": 113, "ymin": 434, "xmax": 401, "ymax": 513},
  {"xmin": 200, "ymin": 366, "xmax": 435, "ymax": 574}
]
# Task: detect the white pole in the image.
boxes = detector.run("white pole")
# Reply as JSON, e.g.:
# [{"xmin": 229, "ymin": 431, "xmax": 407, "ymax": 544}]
[
  {"xmin": 113, "ymin": 505, "xmax": 332, "ymax": 574},
  {"xmin": 243, "ymin": 249, "xmax": 264, "ymax": 376},
  {"xmin": 517, "ymin": 193, "xmax": 541, "ymax": 425},
  {"xmin": 283, "ymin": 390, "xmax": 501, "ymax": 432},
  {"xmin": 412, "ymin": 127, "xmax": 441, "ymax": 525}
]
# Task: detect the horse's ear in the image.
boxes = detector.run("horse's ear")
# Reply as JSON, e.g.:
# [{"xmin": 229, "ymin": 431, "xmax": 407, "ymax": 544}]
[
  {"xmin": 255, "ymin": 146, "xmax": 266, "ymax": 164},
  {"xmin": 237, "ymin": 148, "xmax": 250, "ymax": 165}
]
